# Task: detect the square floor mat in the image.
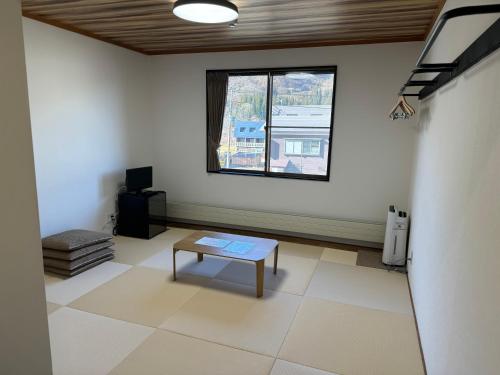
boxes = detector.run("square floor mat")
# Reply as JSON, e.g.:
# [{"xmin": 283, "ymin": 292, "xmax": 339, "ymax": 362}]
[
  {"xmin": 271, "ymin": 359, "xmax": 339, "ymax": 375},
  {"xmin": 139, "ymin": 249, "xmax": 230, "ymax": 278},
  {"xmin": 279, "ymin": 297, "xmax": 424, "ymax": 375},
  {"xmin": 160, "ymin": 279, "xmax": 301, "ymax": 356},
  {"xmin": 356, "ymin": 249, "xmax": 407, "ymax": 272},
  {"xmin": 45, "ymin": 261, "xmax": 131, "ymax": 305},
  {"xmin": 70, "ymin": 266, "xmax": 206, "ymax": 327},
  {"xmin": 112, "ymin": 236, "xmax": 170, "ymax": 265},
  {"xmin": 279, "ymin": 242, "xmax": 324, "ymax": 259},
  {"xmin": 215, "ymin": 254, "xmax": 318, "ymax": 295},
  {"xmin": 49, "ymin": 307, "xmax": 153, "ymax": 375},
  {"xmin": 47, "ymin": 302, "xmax": 61, "ymax": 315},
  {"xmin": 306, "ymin": 261, "xmax": 412, "ymax": 314},
  {"xmin": 320, "ymin": 248, "xmax": 358, "ymax": 265},
  {"xmin": 109, "ymin": 329, "xmax": 273, "ymax": 375},
  {"xmin": 149, "ymin": 227, "xmax": 195, "ymax": 245}
]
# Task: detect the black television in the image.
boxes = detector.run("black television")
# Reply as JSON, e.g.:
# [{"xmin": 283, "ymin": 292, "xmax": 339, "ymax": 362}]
[{"xmin": 126, "ymin": 166, "xmax": 152, "ymax": 192}]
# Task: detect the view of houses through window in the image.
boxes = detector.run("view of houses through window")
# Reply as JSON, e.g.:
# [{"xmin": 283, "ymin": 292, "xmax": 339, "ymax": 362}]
[
  {"xmin": 217, "ymin": 68, "xmax": 335, "ymax": 178},
  {"xmin": 219, "ymin": 74, "xmax": 267, "ymax": 171}
]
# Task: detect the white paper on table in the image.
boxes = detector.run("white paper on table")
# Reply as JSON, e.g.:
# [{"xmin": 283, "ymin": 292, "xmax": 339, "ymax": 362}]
[
  {"xmin": 195, "ymin": 237, "xmax": 231, "ymax": 248},
  {"xmin": 223, "ymin": 241, "xmax": 255, "ymax": 254}
]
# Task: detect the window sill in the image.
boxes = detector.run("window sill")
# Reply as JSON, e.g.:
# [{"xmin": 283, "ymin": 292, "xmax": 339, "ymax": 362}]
[
  {"xmin": 283, "ymin": 154, "xmax": 321, "ymax": 157},
  {"xmin": 207, "ymin": 169, "xmax": 330, "ymax": 182}
]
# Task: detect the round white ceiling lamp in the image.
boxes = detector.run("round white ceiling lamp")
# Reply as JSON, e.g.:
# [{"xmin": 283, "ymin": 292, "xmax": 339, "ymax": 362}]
[{"xmin": 173, "ymin": 0, "xmax": 239, "ymax": 24}]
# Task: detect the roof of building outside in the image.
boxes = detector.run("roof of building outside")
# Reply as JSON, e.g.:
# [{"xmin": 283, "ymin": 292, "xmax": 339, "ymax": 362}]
[
  {"xmin": 272, "ymin": 105, "xmax": 331, "ymax": 128},
  {"xmin": 233, "ymin": 105, "xmax": 332, "ymax": 138},
  {"xmin": 234, "ymin": 120, "xmax": 266, "ymax": 139}
]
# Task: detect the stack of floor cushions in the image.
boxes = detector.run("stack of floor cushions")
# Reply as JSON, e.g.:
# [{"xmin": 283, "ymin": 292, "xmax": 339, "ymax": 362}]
[{"xmin": 42, "ymin": 229, "xmax": 114, "ymax": 277}]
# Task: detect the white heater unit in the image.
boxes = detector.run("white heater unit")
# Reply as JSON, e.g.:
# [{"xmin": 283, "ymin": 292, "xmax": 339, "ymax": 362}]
[{"xmin": 383, "ymin": 205, "xmax": 409, "ymax": 266}]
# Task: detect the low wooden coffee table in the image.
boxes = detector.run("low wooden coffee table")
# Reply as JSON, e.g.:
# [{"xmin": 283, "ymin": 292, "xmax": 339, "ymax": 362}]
[{"xmin": 172, "ymin": 231, "xmax": 279, "ymax": 298}]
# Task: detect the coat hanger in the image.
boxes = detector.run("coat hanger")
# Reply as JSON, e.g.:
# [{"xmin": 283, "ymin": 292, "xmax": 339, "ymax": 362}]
[
  {"xmin": 389, "ymin": 96, "xmax": 409, "ymax": 119},
  {"xmin": 401, "ymin": 95, "xmax": 415, "ymax": 115},
  {"xmin": 389, "ymin": 95, "xmax": 416, "ymax": 120}
]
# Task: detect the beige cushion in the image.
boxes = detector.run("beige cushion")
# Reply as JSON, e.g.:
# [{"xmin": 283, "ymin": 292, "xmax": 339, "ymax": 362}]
[
  {"xmin": 43, "ymin": 248, "xmax": 114, "ymax": 270},
  {"xmin": 43, "ymin": 241, "xmax": 114, "ymax": 260},
  {"xmin": 42, "ymin": 230, "xmax": 113, "ymax": 251},
  {"xmin": 44, "ymin": 254, "xmax": 114, "ymax": 277}
]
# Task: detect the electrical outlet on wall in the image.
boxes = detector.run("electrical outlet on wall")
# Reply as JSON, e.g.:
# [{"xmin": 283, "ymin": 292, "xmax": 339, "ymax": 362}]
[
  {"xmin": 102, "ymin": 213, "xmax": 117, "ymax": 232},
  {"xmin": 110, "ymin": 213, "xmax": 118, "ymax": 236}
]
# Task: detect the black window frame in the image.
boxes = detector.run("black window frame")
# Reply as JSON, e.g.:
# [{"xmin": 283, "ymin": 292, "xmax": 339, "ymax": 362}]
[{"xmin": 206, "ymin": 66, "xmax": 337, "ymax": 182}]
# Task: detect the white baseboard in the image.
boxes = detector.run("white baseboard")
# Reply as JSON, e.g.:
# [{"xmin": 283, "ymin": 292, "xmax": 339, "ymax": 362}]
[{"xmin": 167, "ymin": 201, "xmax": 385, "ymax": 248}]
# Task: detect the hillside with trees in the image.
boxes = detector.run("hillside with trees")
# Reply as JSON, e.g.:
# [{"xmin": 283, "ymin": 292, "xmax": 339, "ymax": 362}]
[{"xmin": 225, "ymin": 73, "xmax": 334, "ymax": 122}]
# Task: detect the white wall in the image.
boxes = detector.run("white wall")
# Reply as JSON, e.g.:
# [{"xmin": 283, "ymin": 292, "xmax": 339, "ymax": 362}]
[
  {"xmin": 23, "ymin": 18, "xmax": 154, "ymax": 237},
  {"xmin": 408, "ymin": 0, "xmax": 500, "ymax": 373},
  {"xmin": 22, "ymin": 19, "xmax": 422, "ymax": 237},
  {"xmin": 0, "ymin": 2, "xmax": 51, "ymax": 373},
  {"xmin": 150, "ymin": 42, "xmax": 421, "ymax": 224}
]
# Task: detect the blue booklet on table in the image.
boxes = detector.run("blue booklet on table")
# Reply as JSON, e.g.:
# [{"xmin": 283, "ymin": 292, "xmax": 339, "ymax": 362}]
[
  {"xmin": 195, "ymin": 237, "xmax": 231, "ymax": 248},
  {"xmin": 223, "ymin": 241, "xmax": 255, "ymax": 255}
]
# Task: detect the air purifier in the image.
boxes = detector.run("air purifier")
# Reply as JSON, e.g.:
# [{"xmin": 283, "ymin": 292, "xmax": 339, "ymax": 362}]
[{"xmin": 382, "ymin": 205, "xmax": 409, "ymax": 266}]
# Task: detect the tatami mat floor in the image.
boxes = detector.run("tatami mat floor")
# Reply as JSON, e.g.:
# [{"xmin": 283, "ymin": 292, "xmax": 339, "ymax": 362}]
[{"xmin": 44, "ymin": 227, "xmax": 424, "ymax": 375}]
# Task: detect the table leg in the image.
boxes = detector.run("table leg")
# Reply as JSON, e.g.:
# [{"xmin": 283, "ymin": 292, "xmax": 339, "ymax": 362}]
[
  {"xmin": 273, "ymin": 244, "xmax": 279, "ymax": 275},
  {"xmin": 197, "ymin": 253, "xmax": 204, "ymax": 262},
  {"xmin": 173, "ymin": 249, "xmax": 177, "ymax": 281},
  {"xmin": 256, "ymin": 260, "xmax": 264, "ymax": 298}
]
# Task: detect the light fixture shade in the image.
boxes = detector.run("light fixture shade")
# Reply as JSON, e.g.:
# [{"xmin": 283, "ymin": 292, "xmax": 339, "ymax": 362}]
[{"xmin": 173, "ymin": 0, "xmax": 239, "ymax": 24}]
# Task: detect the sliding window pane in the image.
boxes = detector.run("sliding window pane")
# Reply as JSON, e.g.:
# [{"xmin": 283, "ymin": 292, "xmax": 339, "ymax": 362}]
[
  {"xmin": 269, "ymin": 72, "xmax": 334, "ymax": 176},
  {"xmin": 218, "ymin": 75, "xmax": 267, "ymax": 171},
  {"xmin": 270, "ymin": 129, "xmax": 330, "ymax": 175}
]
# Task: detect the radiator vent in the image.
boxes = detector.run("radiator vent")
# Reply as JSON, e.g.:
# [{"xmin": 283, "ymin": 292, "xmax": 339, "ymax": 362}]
[{"xmin": 167, "ymin": 201, "xmax": 385, "ymax": 247}]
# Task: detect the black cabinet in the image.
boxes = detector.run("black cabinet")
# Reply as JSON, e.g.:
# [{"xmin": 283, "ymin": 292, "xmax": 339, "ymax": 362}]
[{"xmin": 117, "ymin": 191, "xmax": 167, "ymax": 239}]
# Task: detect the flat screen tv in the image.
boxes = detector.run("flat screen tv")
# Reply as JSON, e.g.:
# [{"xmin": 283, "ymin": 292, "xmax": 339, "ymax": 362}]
[{"xmin": 126, "ymin": 166, "xmax": 152, "ymax": 192}]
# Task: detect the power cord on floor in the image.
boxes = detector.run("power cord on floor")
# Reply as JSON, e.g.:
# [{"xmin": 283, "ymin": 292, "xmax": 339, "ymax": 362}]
[{"xmin": 386, "ymin": 266, "xmax": 408, "ymax": 274}]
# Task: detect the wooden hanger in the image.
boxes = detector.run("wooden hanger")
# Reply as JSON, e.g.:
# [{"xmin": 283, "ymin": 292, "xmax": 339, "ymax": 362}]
[
  {"xmin": 401, "ymin": 95, "xmax": 415, "ymax": 115},
  {"xmin": 389, "ymin": 95, "xmax": 415, "ymax": 119}
]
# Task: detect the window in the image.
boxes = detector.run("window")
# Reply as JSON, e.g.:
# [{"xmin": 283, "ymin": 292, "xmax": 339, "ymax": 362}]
[
  {"xmin": 304, "ymin": 140, "xmax": 321, "ymax": 155},
  {"xmin": 285, "ymin": 139, "xmax": 321, "ymax": 156},
  {"xmin": 209, "ymin": 66, "xmax": 336, "ymax": 180},
  {"xmin": 285, "ymin": 140, "xmax": 301, "ymax": 155}
]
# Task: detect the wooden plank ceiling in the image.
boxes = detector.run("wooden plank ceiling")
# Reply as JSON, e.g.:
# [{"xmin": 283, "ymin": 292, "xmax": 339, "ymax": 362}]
[{"xmin": 22, "ymin": 0, "xmax": 445, "ymax": 55}]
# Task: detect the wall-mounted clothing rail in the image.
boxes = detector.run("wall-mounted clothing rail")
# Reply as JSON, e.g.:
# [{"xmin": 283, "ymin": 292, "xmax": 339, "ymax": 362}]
[{"xmin": 398, "ymin": 4, "xmax": 500, "ymax": 101}]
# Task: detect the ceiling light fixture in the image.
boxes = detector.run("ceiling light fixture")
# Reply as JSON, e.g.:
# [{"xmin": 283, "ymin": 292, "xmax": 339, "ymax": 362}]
[{"xmin": 173, "ymin": 0, "xmax": 239, "ymax": 24}]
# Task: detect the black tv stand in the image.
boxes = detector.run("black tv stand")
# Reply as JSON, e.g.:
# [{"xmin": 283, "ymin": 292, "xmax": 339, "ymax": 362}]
[
  {"xmin": 141, "ymin": 190, "xmax": 158, "ymax": 197},
  {"xmin": 117, "ymin": 190, "xmax": 167, "ymax": 239}
]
